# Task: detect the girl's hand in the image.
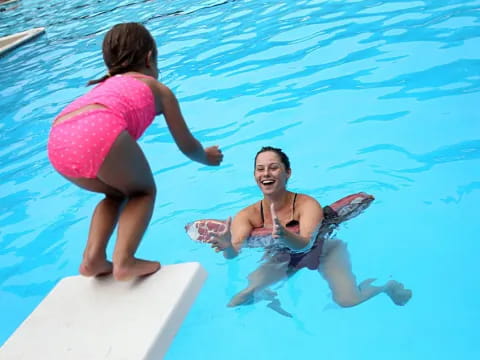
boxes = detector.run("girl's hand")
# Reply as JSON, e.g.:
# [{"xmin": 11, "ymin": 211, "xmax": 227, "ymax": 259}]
[
  {"xmin": 270, "ymin": 203, "xmax": 287, "ymax": 239},
  {"xmin": 208, "ymin": 217, "xmax": 232, "ymax": 252},
  {"xmin": 205, "ymin": 145, "xmax": 223, "ymax": 166}
]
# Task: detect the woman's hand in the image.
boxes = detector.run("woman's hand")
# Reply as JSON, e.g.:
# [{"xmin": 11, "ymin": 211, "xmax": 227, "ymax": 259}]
[
  {"xmin": 270, "ymin": 203, "xmax": 288, "ymax": 239},
  {"xmin": 270, "ymin": 202, "xmax": 315, "ymax": 251},
  {"xmin": 205, "ymin": 145, "xmax": 223, "ymax": 166},
  {"xmin": 208, "ymin": 217, "xmax": 232, "ymax": 252}
]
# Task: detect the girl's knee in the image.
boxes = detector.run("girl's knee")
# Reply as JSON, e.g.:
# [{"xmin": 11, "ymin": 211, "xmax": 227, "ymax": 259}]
[
  {"xmin": 105, "ymin": 193, "xmax": 127, "ymax": 206},
  {"xmin": 144, "ymin": 183, "xmax": 156, "ymax": 198},
  {"xmin": 149, "ymin": 183, "xmax": 157, "ymax": 197},
  {"xmin": 126, "ymin": 183, "xmax": 156, "ymax": 198}
]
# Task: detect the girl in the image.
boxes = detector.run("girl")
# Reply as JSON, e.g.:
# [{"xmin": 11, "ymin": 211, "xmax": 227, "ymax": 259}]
[{"xmin": 48, "ymin": 22, "xmax": 223, "ymax": 281}]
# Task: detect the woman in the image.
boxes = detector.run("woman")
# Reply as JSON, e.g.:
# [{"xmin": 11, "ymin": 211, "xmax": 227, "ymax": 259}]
[{"xmin": 209, "ymin": 146, "xmax": 412, "ymax": 308}]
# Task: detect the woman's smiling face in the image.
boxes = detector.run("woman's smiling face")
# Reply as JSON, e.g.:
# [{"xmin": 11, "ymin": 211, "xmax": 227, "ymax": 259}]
[{"xmin": 254, "ymin": 151, "xmax": 291, "ymax": 195}]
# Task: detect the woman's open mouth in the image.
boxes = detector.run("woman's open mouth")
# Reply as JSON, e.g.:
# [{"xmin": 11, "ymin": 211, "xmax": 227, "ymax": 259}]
[{"xmin": 261, "ymin": 179, "xmax": 275, "ymax": 186}]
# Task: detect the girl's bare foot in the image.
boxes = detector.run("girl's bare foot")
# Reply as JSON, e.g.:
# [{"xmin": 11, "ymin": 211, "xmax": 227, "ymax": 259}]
[
  {"xmin": 79, "ymin": 258, "xmax": 113, "ymax": 277},
  {"xmin": 385, "ymin": 280, "xmax": 412, "ymax": 306},
  {"xmin": 113, "ymin": 258, "xmax": 161, "ymax": 281}
]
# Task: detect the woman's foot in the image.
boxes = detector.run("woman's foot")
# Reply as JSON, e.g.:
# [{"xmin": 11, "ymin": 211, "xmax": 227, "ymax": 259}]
[
  {"xmin": 79, "ymin": 258, "xmax": 113, "ymax": 277},
  {"xmin": 358, "ymin": 278, "xmax": 377, "ymax": 291},
  {"xmin": 113, "ymin": 258, "xmax": 161, "ymax": 281},
  {"xmin": 385, "ymin": 280, "xmax": 412, "ymax": 306}
]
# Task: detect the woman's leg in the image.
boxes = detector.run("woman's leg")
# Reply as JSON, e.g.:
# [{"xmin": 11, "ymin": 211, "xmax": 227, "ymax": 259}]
[
  {"xmin": 65, "ymin": 176, "xmax": 125, "ymax": 277},
  {"xmin": 228, "ymin": 255, "xmax": 290, "ymax": 307},
  {"xmin": 95, "ymin": 131, "xmax": 160, "ymax": 280},
  {"xmin": 318, "ymin": 240, "xmax": 412, "ymax": 307}
]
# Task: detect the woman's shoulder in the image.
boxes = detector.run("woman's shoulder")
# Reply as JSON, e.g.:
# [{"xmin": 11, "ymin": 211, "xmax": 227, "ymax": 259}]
[
  {"xmin": 238, "ymin": 201, "xmax": 261, "ymax": 217},
  {"xmin": 294, "ymin": 193, "xmax": 322, "ymax": 212},
  {"xmin": 237, "ymin": 201, "xmax": 263, "ymax": 226},
  {"xmin": 293, "ymin": 193, "xmax": 323, "ymax": 223},
  {"xmin": 295, "ymin": 192, "xmax": 320, "ymax": 205}
]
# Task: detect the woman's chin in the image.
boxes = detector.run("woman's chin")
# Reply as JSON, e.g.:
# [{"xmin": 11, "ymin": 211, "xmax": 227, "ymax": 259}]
[{"xmin": 261, "ymin": 187, "xmax": 284, "ymax": 196}]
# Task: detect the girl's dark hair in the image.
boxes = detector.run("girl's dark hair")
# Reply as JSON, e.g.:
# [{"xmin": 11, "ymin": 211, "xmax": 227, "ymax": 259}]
[
  {"xmin": 254, "ymin": 146, "xmax": 291, "ymax": 170},
  {"xmin": 88, "ymin": 22, "xmax": 157, "ymax": 85}
]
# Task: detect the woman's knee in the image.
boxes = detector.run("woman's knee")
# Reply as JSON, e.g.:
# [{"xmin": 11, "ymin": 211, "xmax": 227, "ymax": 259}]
[{"xmin": 332, "ymin": 293, "xmax": 360, "ymax": 308}]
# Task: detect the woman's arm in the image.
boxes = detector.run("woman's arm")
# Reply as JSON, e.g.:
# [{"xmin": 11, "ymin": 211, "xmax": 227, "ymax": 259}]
[
  {"xmin": 272, "ymin": 196, "xmax": 324, "ymax": 251},
  {"xmin": 208, "ymin": 208, "xmax": 254, "ymax": 259},
  {"xmin": 228, "ymin": 210, "xmax": 255, "ymax": 258}
]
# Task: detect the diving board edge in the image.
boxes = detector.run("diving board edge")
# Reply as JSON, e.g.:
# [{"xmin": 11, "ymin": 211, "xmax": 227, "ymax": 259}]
[
  {"xmin": 0, "ymin": 27, "xmax": 45, "ymax": 56},
  {"xmin": 0, "ymin": 262, "xmax": 208, "ymax": 359}
]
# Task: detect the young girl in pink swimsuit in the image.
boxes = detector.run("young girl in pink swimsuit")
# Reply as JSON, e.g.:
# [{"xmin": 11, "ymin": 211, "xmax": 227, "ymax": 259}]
[{"xmin": 47, "ymin": 22, "xmax": 223, "ymax": 281}]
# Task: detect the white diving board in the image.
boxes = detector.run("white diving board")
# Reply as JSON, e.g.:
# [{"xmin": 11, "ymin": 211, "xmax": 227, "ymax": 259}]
[
  {"xmin": 0, "ymin": 0, "xmax": 20, "ymax": 6},
  {"xmin": 0, "ymin": 262, "xmax": 207, "ymax": 359},
  {"xmin": 0, "ymin": 27, "xmax": 45, "ymax": 56}
]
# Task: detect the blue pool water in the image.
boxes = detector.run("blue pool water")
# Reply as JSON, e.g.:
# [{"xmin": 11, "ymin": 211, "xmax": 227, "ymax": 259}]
[{"xmin": 1, "ymin": 0, "xmax": 479, "ymax": 358}]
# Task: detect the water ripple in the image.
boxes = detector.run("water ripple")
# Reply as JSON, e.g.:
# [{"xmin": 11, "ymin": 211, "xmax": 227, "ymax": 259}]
[
  {"xmin": 0, "ymin": 0, "xmax": 479, "ymax": 353},
  {"xmin": 358, "ymin": 140, "xmax": 480, "ymax": 173}
]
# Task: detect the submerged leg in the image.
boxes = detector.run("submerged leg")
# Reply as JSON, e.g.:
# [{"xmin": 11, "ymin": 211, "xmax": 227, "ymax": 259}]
[
  {"xmin": 318, "ymin": 240, "xmax": 412, "ymax": 307},
  {"xmin": 228, "ymin": 255, "xmax": 290, "ymax": 307}
]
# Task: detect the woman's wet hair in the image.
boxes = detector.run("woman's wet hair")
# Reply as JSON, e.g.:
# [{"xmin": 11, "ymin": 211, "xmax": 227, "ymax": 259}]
[
  {"xmin": 254, "ymin": 146, "xmax": 291, "ymax": 170},
  {"xmin": 88, "ymin": 22, "xmax": 157, "ymax": 85}
]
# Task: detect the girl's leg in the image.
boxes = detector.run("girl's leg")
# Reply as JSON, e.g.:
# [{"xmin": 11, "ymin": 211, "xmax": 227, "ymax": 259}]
[
  {"xmin": 65, "ymin": 176, "xmax": 126, "ymax": 277},
  {"xmin": 318, "ymin": 240, "xmax": 412, "ymax": 307},
  {"xmin": 97, "ymin": 131, "xmax": 160, "ymax": 280}
]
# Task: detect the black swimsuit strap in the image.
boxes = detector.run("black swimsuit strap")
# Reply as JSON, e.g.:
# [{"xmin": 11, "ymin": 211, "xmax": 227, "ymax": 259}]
[
  {"xmin": 260, "ymin": 193, "xmax": 297, "ymax": 227},
  {"xmin": 292, "ymin": 193, "xmax": 298, "ymax": 220},
  {"xmin": 260, "ymin": 200, "xmax": 264, "ymax": 225}
]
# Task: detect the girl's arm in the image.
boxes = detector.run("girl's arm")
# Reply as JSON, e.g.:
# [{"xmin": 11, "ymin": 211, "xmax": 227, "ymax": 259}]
[{"xmin": 147, "ymin": 80, "xmax": 223, "ymax": 166}]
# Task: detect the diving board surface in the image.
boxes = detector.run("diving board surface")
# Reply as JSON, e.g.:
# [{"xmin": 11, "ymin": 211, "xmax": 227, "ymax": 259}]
[
  {"xmin": 0, "ymin": 262, "xmax": 207, "ymax": 359},
  {"xmin": 0, "ymin": 27, "xmax": 45, "ymax": 56},
  {"xmin": 0, "ymin": 0, "xmax": 20, "ymax": 6}
]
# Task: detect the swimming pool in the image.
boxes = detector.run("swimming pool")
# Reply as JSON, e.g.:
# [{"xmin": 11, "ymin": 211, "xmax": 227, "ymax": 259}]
[{"xmin": 1, "ymin": 0, "xmax": 479, "ymax": 358}]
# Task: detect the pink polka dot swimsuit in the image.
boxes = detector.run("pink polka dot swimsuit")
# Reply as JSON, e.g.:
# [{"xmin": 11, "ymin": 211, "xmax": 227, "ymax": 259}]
[{"xmin": 47, "ymin": 74, "xmax": 156, "ymax": 178}]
